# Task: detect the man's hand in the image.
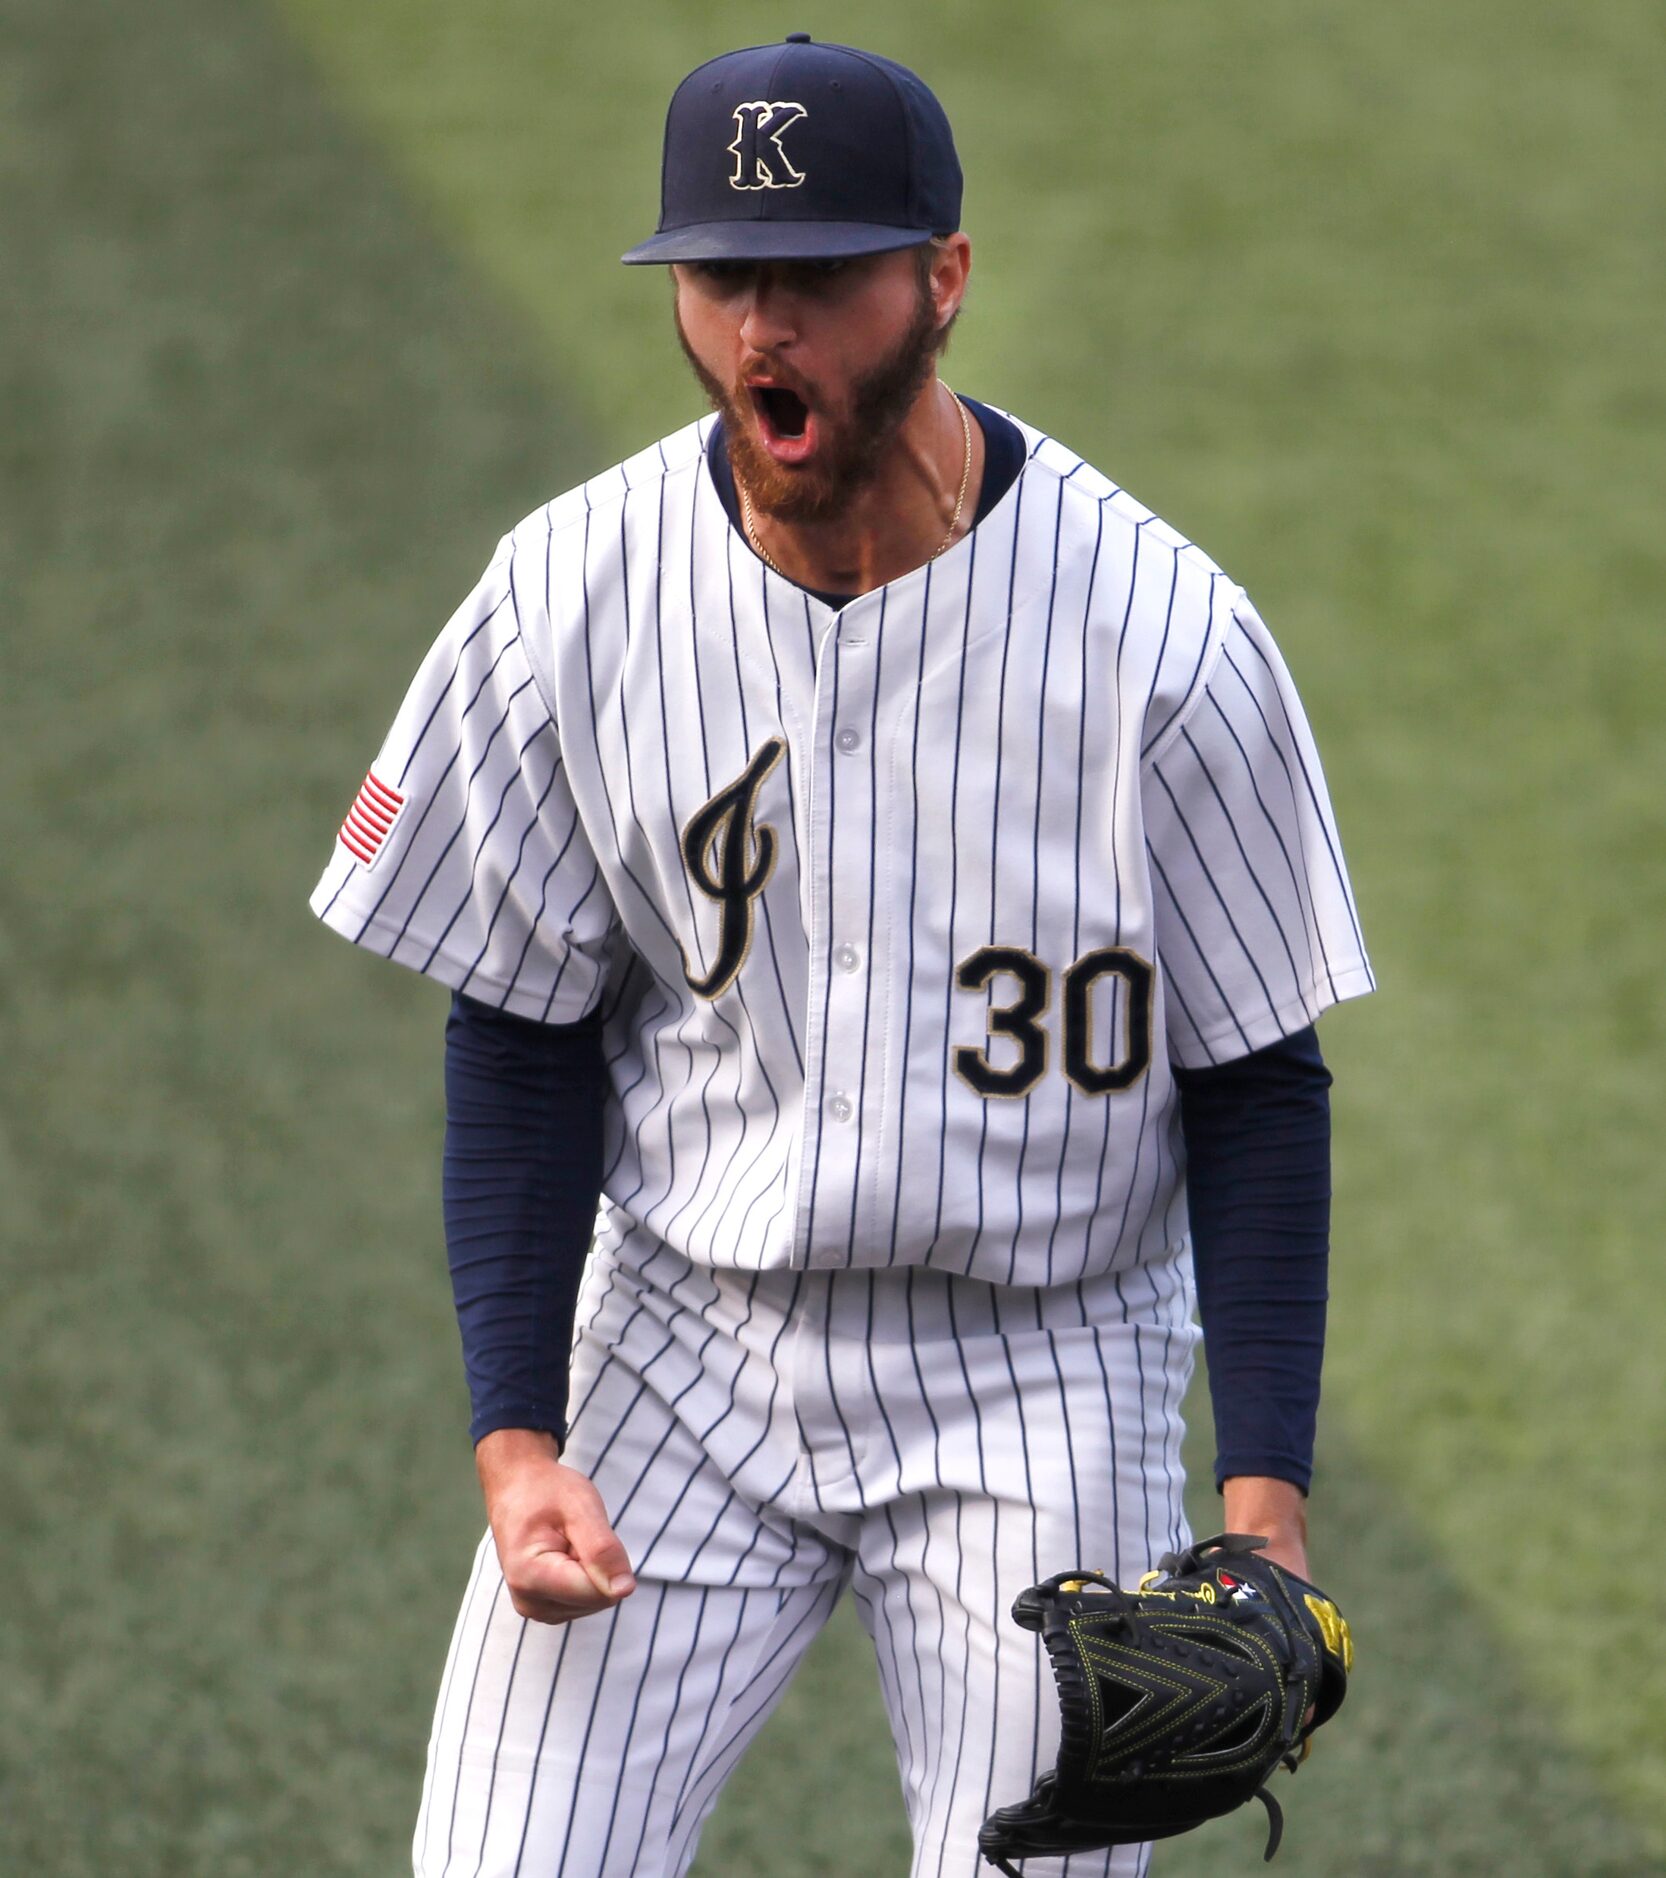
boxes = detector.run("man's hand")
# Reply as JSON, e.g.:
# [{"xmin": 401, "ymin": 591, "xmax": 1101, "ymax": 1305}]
[
  {"xmin": 476, "ymin": 1428, "xmax": 637, "ymax": 1624},
  {"xmin": 1222, "ymin": 1474, "xmax": 1317, "ymax": 1728},
  {"xmin": 1220, "ymin": 1474, "xmax": 1309, "ymax": 1580}
]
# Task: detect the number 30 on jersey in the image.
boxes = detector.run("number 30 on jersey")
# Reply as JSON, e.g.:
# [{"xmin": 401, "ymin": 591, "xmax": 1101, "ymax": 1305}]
[{"xmin": 954, "ymin": 945, "xmax": 1154, "ymax": 1099}]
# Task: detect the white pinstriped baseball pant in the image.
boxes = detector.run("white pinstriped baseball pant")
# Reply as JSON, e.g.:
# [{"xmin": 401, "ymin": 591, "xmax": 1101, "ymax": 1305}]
[{"xmin": 413, "ymin": 1229, "xmax": 1197, "ymax": 1877}]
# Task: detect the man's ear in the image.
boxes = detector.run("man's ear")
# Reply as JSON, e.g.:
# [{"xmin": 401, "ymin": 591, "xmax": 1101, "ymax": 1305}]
[{"xmin": 933, "ymin": 233, "xmax": 973, "ymax": 327}]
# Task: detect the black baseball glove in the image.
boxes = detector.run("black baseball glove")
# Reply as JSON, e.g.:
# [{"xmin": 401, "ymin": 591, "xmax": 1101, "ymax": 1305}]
[{"xmin": 978, "ymin": 1534, "xmax": 1352, "ymax": 1874}]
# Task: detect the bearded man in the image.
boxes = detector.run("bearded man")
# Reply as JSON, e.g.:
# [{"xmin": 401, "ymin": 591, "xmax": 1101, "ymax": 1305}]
[{"xmin": 312, "ymin": 34, "xmax": 1373, "ymax": 1878}]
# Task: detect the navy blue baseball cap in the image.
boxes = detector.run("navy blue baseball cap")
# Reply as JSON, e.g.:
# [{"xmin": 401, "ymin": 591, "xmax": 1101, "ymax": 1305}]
[{"xmin": 622, "ymin": 35, "xmax": 962, "ymax": 264}]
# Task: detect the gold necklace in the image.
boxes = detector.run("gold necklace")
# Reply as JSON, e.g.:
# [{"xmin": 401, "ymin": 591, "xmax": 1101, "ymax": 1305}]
[{"xmin": 740, "ymin": 385, "xmax": 974, "ymax": 581}]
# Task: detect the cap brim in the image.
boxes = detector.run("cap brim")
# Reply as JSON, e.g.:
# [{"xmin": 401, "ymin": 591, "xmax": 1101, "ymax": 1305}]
[{"xmin": 622, "ymin": 221, "xmax": 935, "ymax": 265}]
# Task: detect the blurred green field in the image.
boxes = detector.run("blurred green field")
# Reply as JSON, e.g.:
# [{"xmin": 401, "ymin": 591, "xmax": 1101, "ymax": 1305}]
[{"xmin": 4, "ymin": 0, "xmax": 1662, "ymax": 1871}]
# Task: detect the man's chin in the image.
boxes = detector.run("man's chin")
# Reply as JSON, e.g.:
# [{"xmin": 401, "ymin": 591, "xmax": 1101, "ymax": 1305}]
[
  {"xmin": 729, "ymin": 429, "xmax": 852, "ymax": 525},
  {"xmin": 749, "ymin": 477, "xmax": 851, "ymax": 526}
]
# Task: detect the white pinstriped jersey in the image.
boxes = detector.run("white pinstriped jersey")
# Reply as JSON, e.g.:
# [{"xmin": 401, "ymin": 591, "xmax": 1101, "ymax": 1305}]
[{"xmin": 312, "ymin": 412, "xmax": 1373, "ymax": 1288}]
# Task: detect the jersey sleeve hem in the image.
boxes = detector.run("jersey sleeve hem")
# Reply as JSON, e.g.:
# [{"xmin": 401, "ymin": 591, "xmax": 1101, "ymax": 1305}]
[
  {"xmin": 310, "ymin": 885, "xmax": 605, "ymax": 1026},
  {"xmin": 1170, "ymin": 962, "xmax": 1376, "ymax": 1069},
  {"xmin": 1212, "ymin": 1451, "xmax": 1314, "ymax": 1495},
  {"xmin": 468, "ymin": 1403, "xmax": 570, "ymax": 1448}
]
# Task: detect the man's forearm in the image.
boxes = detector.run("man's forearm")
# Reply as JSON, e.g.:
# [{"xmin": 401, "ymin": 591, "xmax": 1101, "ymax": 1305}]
[
  {"xmin": 444, "ymin": 990, "xmax": 606, "ymax": 1447},
  {"xmin": 1173, "ymin": 1024, "xmax": 1333, "ymax": 1495}
]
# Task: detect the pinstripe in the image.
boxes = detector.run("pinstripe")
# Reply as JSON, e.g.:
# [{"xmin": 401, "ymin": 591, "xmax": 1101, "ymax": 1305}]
[
  {"xmin": 883, "ymin": 567, "xmax": 934, "ymax": 1267},
  {"xmin": 860, "ymin": 1275, "xmax": 908, "ymax": 1490},
  {"xmin": 1046, "ymin": 499, "xmax": 1107, "ymax": 1284},
  {"xmin": 536, "ymin": 1600, "xmax": 624, "ymax": 1876},
  {"xmin": 388, "ymin": 673, "xmax": 536, "ymax": 953},
  {"xmin": 1004, "ymin": 477, "xmax": 1066, "ymax": 1284},
  {"xmin": 929, "ymin": 1492, "xmax": 973, "ymax": 1878},
  {"xmin": 358, "ymin": 629, "xmax": 523, "ymax": 937},
  {"xmin": 393, "ymin": 591, "xmax": 510, "ymax": 795},
  {"xmin": 1221, "ymin": 634, "xmax": 1368, "ymax": 978},
  {"xmin": 925, "ymin": 529, "xmax": 979, "ymax": 1269},
  {"xmin": 943, "ymin": 1279, "xmax": 990, "ymax": 1494},
  {"xmin": 663, "ymin": 1584, "xmax": 749, "ymax": 1831},
  {"xmin": 798, "ymin": 633, "xmax": 867, "ymax": 1494},
  {"xmin": 1150, "ymin": 761, "xmax": 1282, "ymax": 1026},
  {"xmin": 996, "ymin": 1334, "xmax": 1041, "ymax": 1788},
  {"xmin": 581, "ymin": 485, "xmax": 684, "ymax": 961},
  {"xmin": 1136, "ymin": 1085, "xmax": 1185, "ymax": 1268},
  {"xmin": 969, "ymin": 476, "xmax": 1028, "ymax": 1280},
  {"xmin": 840, "ymin": 588, "xmax": 888, "ymax": 1269},
  {"xmin": 1198, "ymin": 682, "xmax": 1328, "ymax": 994},
  {"xmin": 420, "ymin": 716, "xmax": 553, "ymax": 972},
  {"xmin": 668, "ymin": 480, "xmax": 789, "ymax": 1263},
  {"xmin": 415, "ymin": 1539, "xmax": 494, "ymax": 1874},
  {"xmin": 1157, "ymin": 963, "xmax": 1210, "ymax": 1063},
  {"xmin": 797, "ymin": 606, "xmax": 844, "ymax": 1266},
  {"xmin": 1115, "ymin": 1277, "xmax": 1158, "ymax": 1577},
  {"xmin": 531, "ymin": 854, "xmax": 603, "ymax": 1019},
  {"xmin": 1170, "ymin": 720, "xmax": 1306, "ymax": 989},
  {"xmin": 592, "ymin": 1582, "xmax": 670, "ymax": 1873},
  {"xmin": 722, "ymin": 519, "xmax": 805, "ymax": 1077},
  {"xmin": 662, "ymin": 1579, "xmax": 842, "ymax": 1869},
  {"xmin": 875, "ymin": 1501, "xmax": 927, "ymax": 1795},
  {"xmin": 1080, "ymin": 518, "xmax": 1151, "ymax": 1267},
  {"xmin": 1140, "ymin": 567, "xmax": 1222, "ymax": 758},
  {"xmin": 909, "ymin": 1490, "xmax": 952, "ymax": 1858},
  {"xmin": 1089, "ymin": 1326, "xmax": 1124, "ymax": 1585},
  {"xmin": 458, "ymin": 746, "xmax": 565, "ymax": 993},
  {"xmin": 497, "ymin": 1620, "xmax": 576, "ymax": 1878},
  {"xmin": 1147, "ymin": 842, "xmax": 1254, "ymax": 1059},
  {"xmin": 459, "ymin": 1609, "xmax": 527, "ymax": 1878},
  {"xmin": 1232, "ymin": 626, "xmax": 1365, "ymax": 945},
  {"xmin": 597, "ymin": 983, "xmax": 675, "ymax": 1185},
  {"xmin": 1045, "ymin": 1325, "xmax": 1085, "ymax": 1568},
  {"xmin": 972, "ymin": 1493, "xmax": 1009, "ymax": 1853}
]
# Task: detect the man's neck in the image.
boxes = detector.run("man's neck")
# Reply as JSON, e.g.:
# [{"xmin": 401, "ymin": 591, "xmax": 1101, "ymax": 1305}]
[{"xmin": 744, "ymin": 376, "xmax": 988, "ymax": 597}]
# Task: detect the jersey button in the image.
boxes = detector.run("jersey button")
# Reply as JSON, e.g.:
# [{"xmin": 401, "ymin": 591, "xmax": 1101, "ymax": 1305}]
[
  {"xmin": 834, "ymin": 943, "xmax": 860, "ymax": 973},
  {"xmin": 827, "ymin": 1092, "xmax": 854, "ymax": 1124},
  {"xmin": 835, "ymin": 727, "xmax": 861, "ymax": 754}
]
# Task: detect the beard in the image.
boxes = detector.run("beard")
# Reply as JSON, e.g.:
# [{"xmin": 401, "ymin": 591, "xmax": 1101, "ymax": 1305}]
[{"xmin": 675, "ymin": 281, "xmax": 944, "ymax": 525}]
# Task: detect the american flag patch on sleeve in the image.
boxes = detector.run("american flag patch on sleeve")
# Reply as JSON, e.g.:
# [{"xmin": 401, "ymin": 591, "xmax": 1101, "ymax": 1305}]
[{"xmin": 338, "ymin": 770, "xmax": 406, "ymax": 866}]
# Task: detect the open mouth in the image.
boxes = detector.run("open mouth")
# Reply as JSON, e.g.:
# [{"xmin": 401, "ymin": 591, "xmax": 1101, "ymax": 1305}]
[
  {"xmin": 746, "ymin": 382, "xmax": 818, "ymax": 464},
  {"xmin": 753, "ymin": 385, "xmax": 809, "ymax": 438}
]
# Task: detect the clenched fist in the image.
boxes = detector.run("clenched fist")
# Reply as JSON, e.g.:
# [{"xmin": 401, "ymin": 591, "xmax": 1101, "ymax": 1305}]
[{"xmin": 475, "ymin": 1428, "xmax": 637, "ymax": 1625}]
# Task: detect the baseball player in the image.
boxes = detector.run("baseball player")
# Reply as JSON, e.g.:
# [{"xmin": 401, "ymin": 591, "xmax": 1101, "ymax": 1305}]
[{"xmin": 312, "ymin": 35, "xmax": 1373, "ymax": 1877}]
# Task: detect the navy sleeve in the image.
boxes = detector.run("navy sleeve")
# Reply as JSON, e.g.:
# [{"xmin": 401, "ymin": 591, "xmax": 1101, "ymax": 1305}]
[
  {"xmin": 443, "ymin": 990, "xmax": 606, "ymax": 1448},
  {"xmin": 1172, "ymin": 1025, "xmax": 1332, "ymax": 1494}
]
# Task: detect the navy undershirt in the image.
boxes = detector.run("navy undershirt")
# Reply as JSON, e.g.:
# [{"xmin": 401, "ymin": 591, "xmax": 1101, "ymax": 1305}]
[{"xmin": 444, "ymin": 992, "xmax": 1333, "ymax": 1492}]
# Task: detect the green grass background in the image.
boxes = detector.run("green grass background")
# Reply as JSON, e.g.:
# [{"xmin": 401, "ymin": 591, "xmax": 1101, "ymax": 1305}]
[{"xmin": 4, "ymin": 0, "xmax": 1662, "ymax": 1870}]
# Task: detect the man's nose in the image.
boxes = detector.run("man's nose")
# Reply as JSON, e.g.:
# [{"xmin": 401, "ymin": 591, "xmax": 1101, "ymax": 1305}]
[{"xmin": 738, "ymin": 270, "xmax": 797, "ymax": 352}]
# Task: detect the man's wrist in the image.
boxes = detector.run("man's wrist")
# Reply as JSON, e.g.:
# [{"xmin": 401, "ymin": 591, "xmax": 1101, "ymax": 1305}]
[
  {"xmin": 1220, "ymin": 1474, "xmax": 1309, "ymax": 1576},
  {"xmin": 475, "ymin": 1425, "xmax": 563, "ymax": 1488}
]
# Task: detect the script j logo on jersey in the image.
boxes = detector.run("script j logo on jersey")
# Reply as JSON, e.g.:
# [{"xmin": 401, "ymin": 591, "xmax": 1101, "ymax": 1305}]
[
  {"xmin": 337, "ymin": 769, "xmax": 405, "ymax": 867},
  {"xmin": 680, "ymin": 739, "xmax": 786, "ymax": 998},
  {"xmin": 727, "ymin": 101, "xmax": 808, "ymax": 191}
]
